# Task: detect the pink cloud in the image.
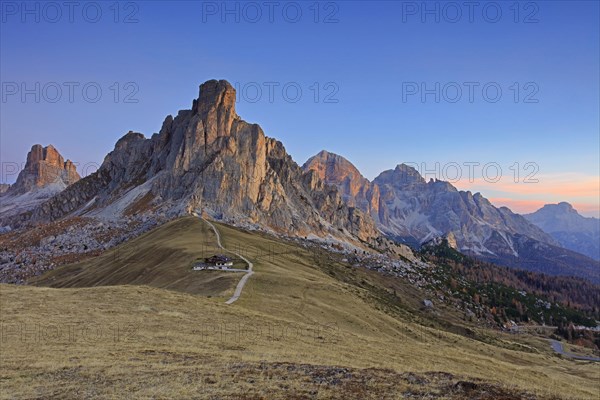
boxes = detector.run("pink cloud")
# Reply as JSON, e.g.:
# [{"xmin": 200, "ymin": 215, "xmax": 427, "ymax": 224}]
[{"xmin": 453, "ymin": 173, "xmax": 600, "ymax": 217}]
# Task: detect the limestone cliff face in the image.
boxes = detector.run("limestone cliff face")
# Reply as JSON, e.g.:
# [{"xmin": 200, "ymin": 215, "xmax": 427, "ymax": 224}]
[
  {"xmin": 18, "ymin": 80, "xmax": 377, "ymax": 244},
  {"xmin": 0, "ymin": 145, "xmax": 80, "ymax": 223},
  {"xmin": 8, "ymin": 145, "xmax": 80, "ymax": 195},
  {"xmin": 302, "ymin": 150, "xmax": 381, "ymax": 224}
]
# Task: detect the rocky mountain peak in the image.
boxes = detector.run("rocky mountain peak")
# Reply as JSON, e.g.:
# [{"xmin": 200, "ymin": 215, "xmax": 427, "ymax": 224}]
[
  {"xmin": 527, "ymin": 203, "xmax": 586, "ymax": 223},
  {"xmin": 374, "ymin": 164, "xmax": 425, "ymax": 189},
  {"xmin": 303, "ymin": 150, "xmax": 363, "ymax": 183},
  {"xmin": 534, "ymin": 202, "xmax": 578, "ymax": 216},
  {"xmin": 395, "ymin": 163, "xmax": 419, "ymax": 174},
  {"xmin": 303, "ymin": 150, "xmax": 381, "ymax": 223},
  {"xmin": 395, "ymin": 163, "xmax": 424, "ymax": 184},
  {"xmin": 117, "ymin": 131, "xmax": 145, "ymax": 146},
  {"xmin": 524, "ymin": 202, "xmax": 600, "ymax": 261},
  {"xmin": 555, "ymin": 202, "xmax": 576, "ymax": 212},
  {"xmin": 7, "ymin": 144, "xmax": 80, "ymax": 195},
  {"xmin": 192, "ymin": 80, "xmax": 238, "ymax": 139},
  {"xmin": 473, "ymin": 192, "xmax": 492, "ymax": 204}
]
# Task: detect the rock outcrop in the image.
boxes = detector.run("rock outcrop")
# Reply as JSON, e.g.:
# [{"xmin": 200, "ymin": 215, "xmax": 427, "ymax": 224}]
[
  {"xmin": 422, "ymin": 232, "xmax": 458, "ymax": 250},
  {"xmin": 10, "ymin": 80, "xmax": 378, "ymax": 245}
]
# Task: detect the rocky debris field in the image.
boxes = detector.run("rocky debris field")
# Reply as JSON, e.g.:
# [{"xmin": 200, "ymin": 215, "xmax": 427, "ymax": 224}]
[{"xmin": 0, "ymin": 212, "xmax": 171, "ymax": 284}]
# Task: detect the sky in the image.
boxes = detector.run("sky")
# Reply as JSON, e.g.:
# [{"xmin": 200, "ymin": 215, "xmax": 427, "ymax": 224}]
[{"xmin": 1, "ymin": 0, "xmax": 599, "ymax": 217}]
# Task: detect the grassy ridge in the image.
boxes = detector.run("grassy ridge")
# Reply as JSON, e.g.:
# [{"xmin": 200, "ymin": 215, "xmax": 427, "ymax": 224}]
[
  {"xmin": 29, "ymin": 217, "xmax": 241, "ymax": 299},
  {"xmin": 1, "ymin": 217, "xmax": 598, "ymax": 398}
]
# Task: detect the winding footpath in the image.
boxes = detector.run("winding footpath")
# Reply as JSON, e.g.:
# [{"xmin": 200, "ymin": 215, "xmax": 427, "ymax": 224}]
[{"xmin": 199, "ymin": 216, "xmax": 254, "ymax": 305}]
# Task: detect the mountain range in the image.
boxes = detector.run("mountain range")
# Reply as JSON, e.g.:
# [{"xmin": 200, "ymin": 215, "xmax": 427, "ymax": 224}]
[
  {"xmin": 302, "ymin": 151, "xmax": 599, "ymax": 282},
  {"xmin": 1, "ymin": 79, "xmax": 598, "ymax": 283},
  {"xmin": 1, "ymin": 80, "xmax": 376, "ymax": 245},
  {"xmin": 525, "ymin": 202, "xmax": 600, "ymax": 260}
]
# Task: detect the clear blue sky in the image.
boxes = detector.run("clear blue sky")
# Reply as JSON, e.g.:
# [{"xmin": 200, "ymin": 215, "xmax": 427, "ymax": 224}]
[{"xmin": 1, "ymin": 1, "xmax": 599, "ymax": 216}]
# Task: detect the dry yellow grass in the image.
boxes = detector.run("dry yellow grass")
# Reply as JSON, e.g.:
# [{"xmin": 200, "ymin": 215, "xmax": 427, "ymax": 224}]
[
  {"xmin": 29, "ymin": 217, "xmax": 241, "ymax": 299},
  {"xmin": 1, "ymin": 217, "xmax": 598, "ymax": 399}
]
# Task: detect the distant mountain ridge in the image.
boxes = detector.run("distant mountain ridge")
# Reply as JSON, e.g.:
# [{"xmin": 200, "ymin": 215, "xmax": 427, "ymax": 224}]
[
  {"xmin": 303, "ymin": 151, "xmax": 599, "ymax": 283},
  {"xmin": 525, "ymin": 203, "xmax": 600, "ymax": 260}
]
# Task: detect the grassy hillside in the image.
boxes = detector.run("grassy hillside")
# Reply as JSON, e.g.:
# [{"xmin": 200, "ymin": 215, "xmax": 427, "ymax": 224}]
[
  {"xmin": 28, "ymin": 217, "xmax": 241, "ymax": 299},
  {"xmin": 1, "ymin": 217, "xmax": 598, "ymax": 399}
]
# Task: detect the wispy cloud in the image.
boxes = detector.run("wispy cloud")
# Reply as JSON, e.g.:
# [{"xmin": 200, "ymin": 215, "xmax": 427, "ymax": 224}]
[{"xmin": 453, "ymin": 172, "xmax": 600, "ymax": 217}]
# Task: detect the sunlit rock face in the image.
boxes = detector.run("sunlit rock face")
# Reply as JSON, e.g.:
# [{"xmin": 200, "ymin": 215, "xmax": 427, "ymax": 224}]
[
  {"xmin": 303, "ymin": 150, "xmax": 381, "ymax": 223},
  {"xmin": 9, "ymin": 144, "xmax": 80, "ymax": 195},
  {"xmin": 0, "ymin": 145, "xmax": 80, "ymax": 222}
]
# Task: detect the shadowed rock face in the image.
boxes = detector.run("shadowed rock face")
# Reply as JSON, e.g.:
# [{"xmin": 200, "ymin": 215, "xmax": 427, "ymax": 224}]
[
  {"xmin": 372, "ymin": 164, "xmax": 554, "ymax": 249},
  {"xmin": 8, "ymin": 144, "xmax": 80, "ymax": 195},
  {"xmin": 15, "ymin": 80, "xmax": 377, "ymax": 244}
]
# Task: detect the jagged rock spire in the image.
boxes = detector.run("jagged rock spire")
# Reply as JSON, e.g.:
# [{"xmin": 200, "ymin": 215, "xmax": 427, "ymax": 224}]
[{"xmin": 8, "ymin": 144, "xmax": 80, "ymax": 195}]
